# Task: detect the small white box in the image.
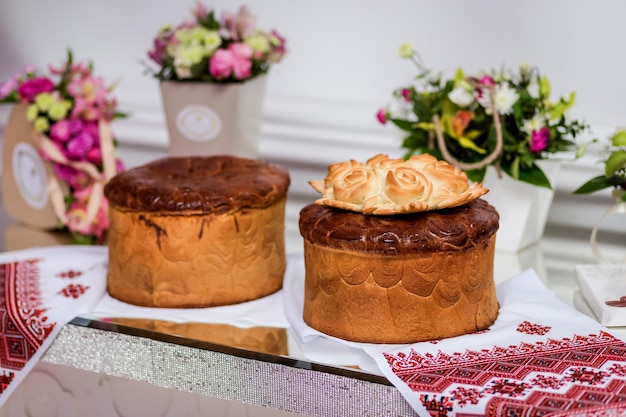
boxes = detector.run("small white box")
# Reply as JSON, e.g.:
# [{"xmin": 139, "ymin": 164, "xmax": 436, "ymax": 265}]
[{"xmin": 575, "ymin": 264, "xmax": 626, "ymax": 326}]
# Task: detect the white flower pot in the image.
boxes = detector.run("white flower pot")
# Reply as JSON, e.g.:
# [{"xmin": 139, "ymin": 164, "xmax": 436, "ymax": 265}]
[
  {"xmin": 159, "ymin": 75, "xmax": 267, "ymax": 158},
  {"xmin": 480, "ymin": 161, "xmax": 559, "ymax": 253}
]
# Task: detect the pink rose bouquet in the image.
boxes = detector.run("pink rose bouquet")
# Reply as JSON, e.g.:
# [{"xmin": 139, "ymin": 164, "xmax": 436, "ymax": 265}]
[
  {"xmin": 377, "ymin": 43, "xmax": 589, "ymax": 188},
  {"xmin": 145, "ymin": 2, "xmax": 287, "ymax": 83},
  {"xmin": 0, "ymin": 50, "xmax": 126, "ymax": 244}
]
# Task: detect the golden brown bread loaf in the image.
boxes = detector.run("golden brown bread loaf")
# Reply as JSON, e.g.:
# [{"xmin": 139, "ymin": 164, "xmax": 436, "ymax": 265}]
[
  {"xmin": 299, "ymin": 154, "xmax": 499, "ymax": 344},
  {"xmin": 104, "ymin": 156, "xmax": 290, "ymax": 308}
]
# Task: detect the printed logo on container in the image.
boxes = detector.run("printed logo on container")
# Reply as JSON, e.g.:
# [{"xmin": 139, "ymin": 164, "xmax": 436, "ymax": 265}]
[
  {"xmin": 12, "ymin": 142, "xmax": 48, "ymax": 210},
  {"xmin": 175, "ymin": 105, "xmax": 221, "ymax": 142}
]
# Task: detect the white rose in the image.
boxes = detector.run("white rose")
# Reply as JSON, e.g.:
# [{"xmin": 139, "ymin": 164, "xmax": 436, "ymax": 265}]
[
  {"xmin": 521, "ymin": 113, "xmax": 545, "ymax": 134},
  {"xmin": 448, "ymin": 86, "xmax": 475, "ymax": 108}
]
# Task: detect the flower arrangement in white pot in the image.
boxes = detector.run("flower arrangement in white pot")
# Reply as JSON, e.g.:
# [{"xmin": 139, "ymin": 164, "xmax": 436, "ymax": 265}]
[
  {"xmin": 145, "ymin": 2, "xmax": 287, "ymax": 158},
  {"xmin": 0, "ymin": 50, "xmax": 126, "ymax": 244},
  {"xmin": 377, "ymin": 43, "xmax": 590, "ymax": 252}
]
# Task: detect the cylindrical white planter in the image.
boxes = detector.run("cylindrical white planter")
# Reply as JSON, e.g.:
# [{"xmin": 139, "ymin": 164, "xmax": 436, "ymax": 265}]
[
  {"xmin": 481, "ymin": 161, "xmax": 560, "ymax": 253},
  {"xmin": 159, "ymin": 76, "xmax": 267, "ymax": 159}
]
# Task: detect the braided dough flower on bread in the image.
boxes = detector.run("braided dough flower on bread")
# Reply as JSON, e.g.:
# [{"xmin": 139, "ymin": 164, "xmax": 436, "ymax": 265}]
[{"xmin": 309, "ymin": 154, "xmax": 488, "ymax": 215}]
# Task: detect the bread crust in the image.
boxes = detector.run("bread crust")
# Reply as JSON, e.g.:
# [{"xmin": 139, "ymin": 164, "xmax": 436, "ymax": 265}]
[
  {"xmin": 104, "ymin": 156, "xmax": 290, "ymax": 308},
  {"xmin": 299, "ymin": 199, "xmax": 499, "ymax": 344},
  {"xmin": 107, "ymin": 198, "xmax": 287, "ymax": 307}
]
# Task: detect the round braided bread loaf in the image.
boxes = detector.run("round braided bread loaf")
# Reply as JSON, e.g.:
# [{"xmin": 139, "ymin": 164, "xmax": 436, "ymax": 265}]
[{"xmin": 105, "ymin": 156, "xmax": 290, "ymax": 308}]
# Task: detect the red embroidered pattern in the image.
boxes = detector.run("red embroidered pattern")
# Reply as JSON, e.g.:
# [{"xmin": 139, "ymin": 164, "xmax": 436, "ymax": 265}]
[
  {"xmin": 420, "ymin": 394, "xmax": 453, "ymax": 416},
  {"xmin": 0, "ymin": 371, "xmax": 14, "ymax": 393},
  {"xmin": 385, "ymin": 331, "xmax": 626, "ymax": 415},
  {"xmin": 516, "ymin": 320, "xmax": 551, "ymax": 335},
  {"xmin": 0, "ymin": 260, "xmax": 55, "ymax": 370},
  {"xmin": 56, "ymin": 270, "xmax": 83, "ymax": 279},
  {"xmin": 59, "ymin": 284, "xmax": 89, "ymax": 299},
  {"xmin": 449, "ymin": 386, "xmax": 484, "ymax": 406},
  {"xmin": 529, "ymin": 374, "xmax": 563, "ymax": 389}
]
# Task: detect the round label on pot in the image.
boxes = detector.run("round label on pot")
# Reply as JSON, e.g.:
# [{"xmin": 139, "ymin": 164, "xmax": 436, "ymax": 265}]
[
  {"xmin": 12, "ymin": 142, "xmax": 49, "ymax": 210},
  {"xmin": 175, "ymin": 105, "xmax": 221, "ymax": 142}
]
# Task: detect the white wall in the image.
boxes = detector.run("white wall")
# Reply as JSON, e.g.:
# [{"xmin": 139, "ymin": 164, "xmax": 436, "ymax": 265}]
[{"xmin": 0, "ymin": 0, "xmax": 625, "ymax": 238}]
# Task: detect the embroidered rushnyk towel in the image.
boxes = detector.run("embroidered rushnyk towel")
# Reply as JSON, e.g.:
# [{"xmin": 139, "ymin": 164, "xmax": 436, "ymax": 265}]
[
  {"xmin": 363, "ymin": 269, "xmax": 626, "ymax": 416},
  {"xmin": 0, "ymin": 245, "xmax": 107, "ymax": 408}
]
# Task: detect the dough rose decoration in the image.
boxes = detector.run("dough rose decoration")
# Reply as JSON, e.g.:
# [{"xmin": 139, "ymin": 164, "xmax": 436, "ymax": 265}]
[{"xmin": 309, "ymin": 154, "xmax": 488, "ymax": 215}]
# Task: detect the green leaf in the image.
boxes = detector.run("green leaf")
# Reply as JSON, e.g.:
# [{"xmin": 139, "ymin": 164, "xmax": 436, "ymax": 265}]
[
  {"xmin": 453, "ymin": 68, "xmax": 465, "ymax": 82},
  {"xmin": 199, "ymin": 10, "xmax": 220, "ymax": 30},
  {"xmin": 441, "ymin": 98, "xmax": 458, "ymax": 116},
  {"xmin": 412, "ymin": 97, "xmax": 433, "ymax": 120},
  {"xmin": 389, "ymin": 117, "xmax": 415, "ymax": 131},
  {"xmin": 605, "ymin": 150, "xmax": 626, "ymax": 176},
  {"xmin": 401, "ymin": 131, "xmax": 430, "ymax": 150},
  {"xmin": 466, "ymin": 168, "xmax": 486, "ymax": 184},
  {"xmin": 539, "ymin": 76, "xmax": 551, "ymax": 98},
  {"xmin": 422, "ymin": 148, "xmax": 443, "ymax": 160},
  {"xmin": 611, "ymin": 130, "xmax": 626, "ymax": 146},
  {"xmin": 510, "ymin": 156, "xmax": 520, "ymax": 179},
  {"xmin": 502, "ymin": 163, "xmax": 552, "ymax": 188},
  {"xmin": 0, "ymin": 93, "xmax": 18, "ymax": 104},
  {"xmin": 500, "ymin": 125, "xmax": 519, "ymax": 150},
  {"xmin": 573, "ymin": 175, "xmax": 614, "ymax": 194},
  {"xmin": 70, "ymin": 232, "xmax": 97, "ymax": 245}
]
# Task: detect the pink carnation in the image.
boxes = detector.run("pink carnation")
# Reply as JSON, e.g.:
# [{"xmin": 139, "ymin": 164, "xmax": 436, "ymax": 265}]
[
  {"xmin": 50, "ymin": 120, "xmax": 72, "ymax": 142},
  {"xmin": 86, "ymin": 146, "xmax": 102, "ymax": 165},
  {"xmin": 376, "ymin": 108, "xmax": 388, "ymax": 124},
  {"xmin": 0, "ymin": 77, "xmax": 18, "ymax": 100},
  {"xmin": 53, "ymin": 164, "xmax": 90, "ymax": 189},
  {"xmin": 115, "ymin": 158, "xmax": 125, "ymax": 173},
  {"xmin": 400, "ymin": 88, "xmax": 412, "ymax": 102},
  {"xmin": 148, "ymin": 30, "xmax": 174, "ymax": 66},
  {"xmin": 230, "ymin": 43, "xmax": 253, "ymax": 79},
  {"xmin": 17, "ymin": 77, "xmax": 54, "ymax": 102},
  {"xmin": 68, "ymin": 74, "xmax": 107, "ymax": 102},
  {"xmin": 478, "ymin": 76, "xmax": 495, "ymax": 86},
  {"xmin": 220, "ymin": 6, "xmax": 257, "ymax": 40},
  {"xmin": 209, "ymin": 49, "xmax": 234, "ymax": 80},
  {"xmin": 66, "ymin": 131, "xmax": 96, "ymax": 160},
  {"xmin": 71, "ymin": 97, "xmax": 98, "ymax": 120},
  {"xmin": 267, "ymin": 30, "xmax": 287, "ymax": 63},
  {"xmin": 530, "ymin": 127, "xmax": 550, "ymax": 153},
  {"xmin": 209, "ymin": 44, "xmax": 252, "ymax": 80},
  {"xmin": 66, "ymin": 197, "xmax": 109, "ymax": 242},
  {"xmin": 67, "ymin": 118, "xmax": 84, "ymax": 135}
]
